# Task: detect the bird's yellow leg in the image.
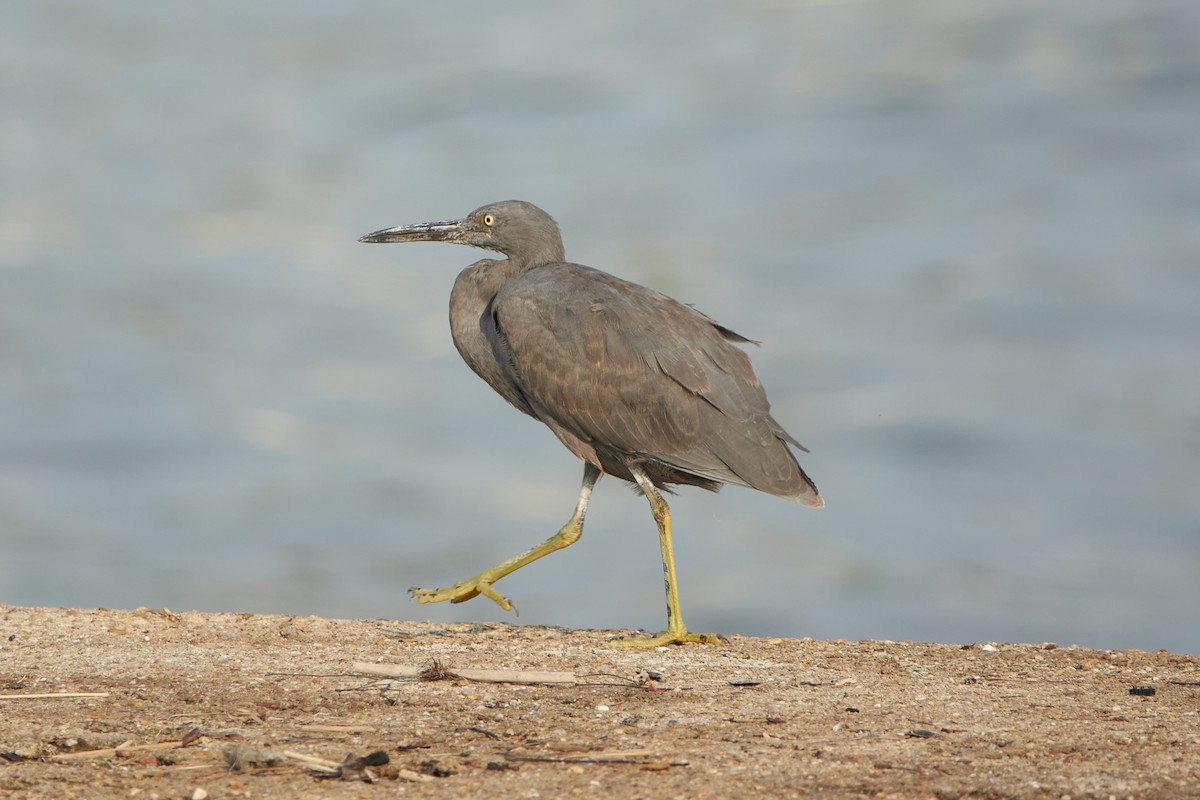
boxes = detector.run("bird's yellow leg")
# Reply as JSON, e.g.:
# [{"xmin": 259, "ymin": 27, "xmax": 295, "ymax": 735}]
[
  {"xmin": 410, "ymin": 464, "xmax": 601, "ymax": 611},
  {"xmin": 609, "ymin": 466, "xmax": 726, "ymax": 648}
]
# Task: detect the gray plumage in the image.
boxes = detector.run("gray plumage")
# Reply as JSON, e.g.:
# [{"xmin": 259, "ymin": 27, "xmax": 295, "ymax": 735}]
[{"xmin": 362, "ymin": 200, "xmax": 821, "ymax": 507}]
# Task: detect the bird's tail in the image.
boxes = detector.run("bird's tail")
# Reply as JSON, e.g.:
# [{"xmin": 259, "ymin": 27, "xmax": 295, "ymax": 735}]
[{"xmin": 786, "ymin": 463, "xmax": 824, "ymax": 508}]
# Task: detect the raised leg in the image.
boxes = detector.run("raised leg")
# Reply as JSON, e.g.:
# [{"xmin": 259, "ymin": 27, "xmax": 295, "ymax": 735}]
[
  {"xmin": 609, "ymin": 463, "xmax": 725, "ymax": 648},
  {"xmin": 410, "ymin": 463, "xmax": 602, "ymax": 611}
]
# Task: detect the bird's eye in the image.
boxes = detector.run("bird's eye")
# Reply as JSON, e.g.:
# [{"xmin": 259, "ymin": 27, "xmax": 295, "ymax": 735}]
[{"xmin": 483, "ymin": 214, "xmax": 496, "ymax": 227}]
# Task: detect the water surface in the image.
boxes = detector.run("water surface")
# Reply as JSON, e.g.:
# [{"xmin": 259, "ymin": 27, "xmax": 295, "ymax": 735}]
[{"xmin": 2, "ymin": 0, "xmax": 1197, "ymax": 652}]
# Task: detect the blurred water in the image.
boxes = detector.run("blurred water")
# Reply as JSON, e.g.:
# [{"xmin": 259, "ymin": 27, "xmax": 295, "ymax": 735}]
[{"xmin": 2, "ymin": 0, "xmax": 1197, "ymax": 652}]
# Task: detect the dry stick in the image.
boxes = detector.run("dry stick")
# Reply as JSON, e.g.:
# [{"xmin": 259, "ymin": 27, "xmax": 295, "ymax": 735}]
[
  {"xmin": 506, "ymin": 748, "xmax": 688, "ymax": 766},
  {"xmin": 50, "ymin": 740, "xmax": 186, "ymax": 760},
  {"xmin": 351, "ymin": 662, "xmax": 576, "ymax": 685},
  {"xmin": 393, "ymin": 769, "xmax": 436, "ymax": 783},
  {"xmin": 282, "ymin": 750, "xmax": 341, "ymax": 771},
  {"xmin": 296, "ymin": 724, "xmax": 382, "ymax": 733},
  {"xmin": 283, "ymin": 750, "xmax": 432, "ymax": 783},
  {"xmin": 0, "ymin": 692, "xmax": 110, "ymax": 700}
]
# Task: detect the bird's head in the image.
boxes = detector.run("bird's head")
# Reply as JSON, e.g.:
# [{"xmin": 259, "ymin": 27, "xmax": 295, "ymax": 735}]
[{"xmin": 359, "ymin": 200, "xmax": 565, "ymax": 268}]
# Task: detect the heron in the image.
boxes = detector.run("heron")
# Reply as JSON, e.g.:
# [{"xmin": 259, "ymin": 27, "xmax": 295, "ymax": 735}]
[{"xmin": 359, "ymin": 200, "xmax": 822, "ymax": 647}]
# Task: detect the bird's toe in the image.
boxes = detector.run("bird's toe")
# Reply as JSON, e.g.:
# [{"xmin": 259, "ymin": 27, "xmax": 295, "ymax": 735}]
[{"xmin": 408, "ymin": 578, "xmax": 515, "ymax": 612}]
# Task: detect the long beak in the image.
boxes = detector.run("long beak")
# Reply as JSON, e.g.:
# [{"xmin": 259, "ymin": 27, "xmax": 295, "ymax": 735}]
[{"xmin": 358, "ymin": 219, "xmax": 470, "ymax": 244}]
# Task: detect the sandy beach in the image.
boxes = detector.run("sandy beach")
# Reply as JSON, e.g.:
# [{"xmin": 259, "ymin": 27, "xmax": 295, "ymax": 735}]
[{"xmin": 1, "ymin": 604, "xmax": 1196, "ymax": 798}]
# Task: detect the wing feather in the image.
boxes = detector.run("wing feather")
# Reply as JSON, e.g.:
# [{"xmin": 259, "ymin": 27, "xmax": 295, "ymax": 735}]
[{"xmin": 490, "ymin": 263, "xmax": 816, "ymax": 500}]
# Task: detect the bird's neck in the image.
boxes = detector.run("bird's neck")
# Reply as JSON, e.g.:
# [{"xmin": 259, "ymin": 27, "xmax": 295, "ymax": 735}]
[
  {"xmin": 448, "ymin": 257, "xmax": 537, "ymax": 417},
  {"xmin": 448, "ymin": 257, "xmax": 520, "ymax": 360},
  {"xmin": 454, "ymin": 257, "xmax": 523, "ymax": 299}
]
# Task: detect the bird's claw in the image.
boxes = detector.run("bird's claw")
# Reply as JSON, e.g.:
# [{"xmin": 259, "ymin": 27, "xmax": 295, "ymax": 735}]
[
  {"xmin": 607, "ymin": 629, "xmax": 728, "ymax": 649},
  {"xmin": 409, "ymin": 577, "xmax": 516, "ymax": 612}
]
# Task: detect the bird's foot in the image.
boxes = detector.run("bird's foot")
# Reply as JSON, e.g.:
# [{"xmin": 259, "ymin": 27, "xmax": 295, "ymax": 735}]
[
  {"xmin": 607, "ymin": 628, "xmax": 728, "ymax": 648},
  {"xmin": 409, "ymin": 575, "xmax": 515, "ymax": 612}
]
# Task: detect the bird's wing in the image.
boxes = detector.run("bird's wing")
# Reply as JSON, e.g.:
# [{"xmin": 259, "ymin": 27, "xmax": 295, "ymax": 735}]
[{"xmin": 488, "ymin": 264, "xmax": 809, "ymax": 497}]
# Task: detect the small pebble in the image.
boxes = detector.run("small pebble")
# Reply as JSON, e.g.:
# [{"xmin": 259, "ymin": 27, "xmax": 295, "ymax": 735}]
[{"xmin": 192, "ymin": 789, "xmax": 209, "ymax": 800}]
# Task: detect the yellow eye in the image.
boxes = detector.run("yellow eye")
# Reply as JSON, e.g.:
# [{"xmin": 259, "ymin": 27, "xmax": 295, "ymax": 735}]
[{"xmin": 483, "ymin": 213, "xmax": 496, "ymax": 227}]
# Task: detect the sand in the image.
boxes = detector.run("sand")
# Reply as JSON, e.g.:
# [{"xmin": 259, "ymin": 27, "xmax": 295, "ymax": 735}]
[{"xmin": 1, "ymin": 604, "xmax": 1197, "ymax": 798}]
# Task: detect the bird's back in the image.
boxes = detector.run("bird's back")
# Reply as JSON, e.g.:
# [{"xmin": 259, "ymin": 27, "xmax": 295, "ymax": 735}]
[{"xmin": 486, "ymin": 263, "xmax": 822, "ymax": 507}]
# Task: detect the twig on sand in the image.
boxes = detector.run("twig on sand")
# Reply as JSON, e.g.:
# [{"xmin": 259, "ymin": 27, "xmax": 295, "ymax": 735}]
[
  {"xmin": 282, "ymin": 750, "xmax": 341, "ymax": 772},
  {"xmin": 351, "ymin": 661, "xmax": 576, "ymax": 685},
  {"xmin": 0, "ymin": 692, "xmax": 110, "ymax": 701},
  {"xmin": 284, "ymin": 749, "xmax": 431, "ymax": 783},
  {"xmin": 49, "ymin": 740, "xmax": 186, "ymax": 760},
  {"xmin": 505, "ymin": 748, "xmax": 688, "ymax": 767}
]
